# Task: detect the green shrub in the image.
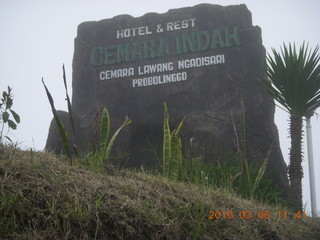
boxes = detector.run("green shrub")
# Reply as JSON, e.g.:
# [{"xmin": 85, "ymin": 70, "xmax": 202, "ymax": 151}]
[{"xmin": 0, "ymin": 86, "xmax": 20, "ymax": 144}]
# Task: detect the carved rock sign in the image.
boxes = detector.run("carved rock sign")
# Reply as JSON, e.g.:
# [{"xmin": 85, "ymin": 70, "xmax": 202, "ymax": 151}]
[{"xmin": 46, "ymin": 4, "xmax": 289, "ymax": 190}]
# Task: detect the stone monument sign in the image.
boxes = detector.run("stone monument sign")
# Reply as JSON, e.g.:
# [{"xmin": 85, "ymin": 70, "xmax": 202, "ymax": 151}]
[{"xmin": 46, "ymin": 4, "xmax": 289, "ymax": 190}]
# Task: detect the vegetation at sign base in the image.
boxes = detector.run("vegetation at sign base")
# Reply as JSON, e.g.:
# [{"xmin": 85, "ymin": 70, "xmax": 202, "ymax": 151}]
[
  {"xmin": 163, "ymin": 100, "xmax": 283, "ymax": 207},
  {"xmin": 42, "ymin": 65, "xmax": 131, "ymax": 172},
  {"xmin": 1, "ymin": 146, "xmax": 320, "ymax": 240},
  {"xmin": 42, "ymin": 64, "xmax": 283, "ymax": 208}
]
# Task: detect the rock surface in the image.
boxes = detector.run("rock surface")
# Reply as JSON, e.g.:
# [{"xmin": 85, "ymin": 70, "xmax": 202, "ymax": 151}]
[{"xmin": 45, "ymin": 4, "xmax": 289, "ymax": 191}]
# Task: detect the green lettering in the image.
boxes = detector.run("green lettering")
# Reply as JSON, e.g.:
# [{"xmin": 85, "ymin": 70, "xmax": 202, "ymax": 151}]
[
  {"xmin": 182, "ymin": 32, "xmax": 197, "ymax": 53},
  {"xmin": 143, "ymin": 39, "xmax": 157, "ymax": 59},
  {"xmin": 131, "ymin": 41, "xmax": 143, "ymax": 61},
  {"xmin": 90, "ymin": 46, "xmax": 104, "ymax": 67},
  {"xmin": 225, "ymin": 27, "xmax": 241, "ymax": 47},
  {"xmin": 197, "ymin": 31, "xmax": 210, "ymax": 51},
  {"xmin": 116, "ymin": 43, "xmax": 130, "ymax": 63},
  {"xmin": 211, "ymin": 28, "xmax": 225, "ymax": 49},
  {"xmin": 175, "ymin": 34, "xmax": 182, "ymax": 54},
  {"xmin": 104, "ymin": 45, "xmax": 116, "ymax": 64},
  {"xmin": 90, "ymin": 26, "xmax": 242, "ymax": 67},
  {"xmin": 157, "ymin": 37, "xmax": 171, "ymax": 57}
]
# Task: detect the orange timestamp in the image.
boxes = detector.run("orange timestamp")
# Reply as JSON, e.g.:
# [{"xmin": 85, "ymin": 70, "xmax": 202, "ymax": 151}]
[{"xmin": 208, "ymin": 210, "xmax": 307, "ymax": 220}]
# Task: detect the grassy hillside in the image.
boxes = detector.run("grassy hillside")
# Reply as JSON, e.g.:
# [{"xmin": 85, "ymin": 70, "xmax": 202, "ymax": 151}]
[{"xmin": 0, "ymin": 146, "xmax": 319, "ymax": 240}]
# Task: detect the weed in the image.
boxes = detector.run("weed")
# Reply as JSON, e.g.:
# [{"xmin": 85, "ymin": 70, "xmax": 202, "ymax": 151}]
[
  {"xmin": 0, "ymin": 190, "xmax": 19, "ymax": 236},
  {"xmin": 42, "ymin": 79, "xmax": 72, "ymax": 158},
  {"xmin": 180, "ymin": 156, "xmax": 210, "ymax": 186},
  {"xmin": 191, "ymin": 201, "xmax": 208, "ymax": 240},
  {"xmin": 42, "ymin": 65, "xmax": 81, "ymax": 160},
  {"xmin": 87, "ymin": 107, "xmax": 131, "ymax": 173},
  {"xmin": 163, "ymin": 102, "xmax": 185, "ymax": 180},
  {"xmin": 161, "ymin": 102, "xmax": 282, "ymax": 205},
  {"xmin": 232, "ymin": 99, "xmax": 273, "ymax": 202},
  {"xmin": 94, "ymin": 193, "xmax": 105, "ymax": 239},
  {"xmin": 62, "ymin": 65, "xmax": 80, "ymax": 158},
  {"xmin": 42, "ymin": 66, "xmax": 131, "ymax": 172},
  {"xmin": 0, "ymin": 86, "xmax": 20, "ymax": 144}
]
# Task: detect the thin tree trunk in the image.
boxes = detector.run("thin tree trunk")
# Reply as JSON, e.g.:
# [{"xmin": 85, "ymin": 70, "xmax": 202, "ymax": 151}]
[{"xmin": 288, "ymin": 115, "xmax": 303, "ymax": 212}]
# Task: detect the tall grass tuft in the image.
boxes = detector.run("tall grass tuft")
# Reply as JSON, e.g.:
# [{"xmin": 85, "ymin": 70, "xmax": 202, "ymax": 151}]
[
  {"xmin": 162, "ymin": 102, "xmax": 184, "ymax": 180},
  {"xmin": 234, "ymin": 99, "xmax": 271, "ymax": 200}
]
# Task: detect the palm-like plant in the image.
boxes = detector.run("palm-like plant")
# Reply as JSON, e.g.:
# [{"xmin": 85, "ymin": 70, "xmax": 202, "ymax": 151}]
[{"xmin": 261, "ymin": 43, "xmax": 320, "ymax": 212}]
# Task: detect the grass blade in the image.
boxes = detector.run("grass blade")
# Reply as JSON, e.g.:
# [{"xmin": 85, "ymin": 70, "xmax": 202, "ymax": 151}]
[
  {"xmin": 221, "ymin": 171, "xmax": 243, "ymax": 189},
  {"xmin": 42, "ymin": 78, "xmax": 71, "ymax": 158},
  {"xmin": 251, "ymin": 149, "xmax": 270, "ymax": 199},
  {"xmin": 99, "ymin": 107, "xmax": 110, "ymax": 160},
  {"xmin": 62, "ymin": 65, "xmax": 79, "ymax": 157},
  {"xmin": 105, "ymin": 116, "xmax": 131, "ymax": 161},
  {"xmin": 163, "ymin": 102, "xmax": 171, "ymax": 178},
  {"xmin": 175, "ymin": 117, "xmax": 185, "ymax": 135},
  {"xmin": 170, "ymin": 130, "xmax": 183, "ymax": 181}
]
